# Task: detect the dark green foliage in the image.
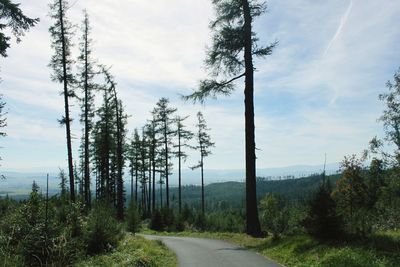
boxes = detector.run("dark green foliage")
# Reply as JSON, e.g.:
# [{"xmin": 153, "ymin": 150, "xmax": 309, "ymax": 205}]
[
  {"xmin": 0, "ymin": 185, "xmax": 84, "ymax": 266},
  {"xmin": 149, "ymin": 207, "xmax": 177, "ymax": 231},
  {"xmin": 126, "ymin": 201, "xmax": 141, "ymax": 233},
  {"xmin": 175, "ymin": 213, "xmax": 186, "ymax": 231},
  {"xmin": 150, "ymin": 209, "xmax": 164, "ymax": 231},
  {"xmin": 205, "ymin": 211, "xmax": 244, "ymax": 232},
  {"xmin": 83, "ymin": 202, "xmax": 122, "ymax": 255},
  {"xmin": 0, "ymin": 0, "xmax": 39, "ymax": 57},
  {"xmin": 195, "ymin": 212, "xmax": 206, "ymax": 231},
  {"xmin": 303, "ymin": 179, "xmax": 343, "ymax": 240}
]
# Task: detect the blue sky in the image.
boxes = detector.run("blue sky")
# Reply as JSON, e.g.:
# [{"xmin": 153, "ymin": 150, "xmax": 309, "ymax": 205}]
[{"xmin": 0, "ymin": 0, "xmax": 399, "ymax": 172}]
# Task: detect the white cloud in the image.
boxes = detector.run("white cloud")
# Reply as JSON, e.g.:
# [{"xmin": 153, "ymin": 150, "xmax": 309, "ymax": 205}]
[{"xmin": 0, "ymin": 0, "xmax": 399, "ymax": 171}]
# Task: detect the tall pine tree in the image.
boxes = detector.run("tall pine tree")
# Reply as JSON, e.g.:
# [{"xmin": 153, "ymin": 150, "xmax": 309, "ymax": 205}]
[
  {"xmin": 49, "ymin": 0, "xmax": 76, "ymax": 201},
  {"xmin": 174, "ymin": 115, "xmax": 193, "ymax": 213},
  {"xmin": 183, "ymin": 0, "xmax": 276, "ymax": 236},
  {"xmin": 77, "ymin": 10, "xmax": 96, "ymax": 208},
  {"xmin": 153, "ymin": 98, "xmax": 176, "ymax": 208},
  {"xmin": 191, "ymin": 112, "xmax": 214, "ymax": 215}
]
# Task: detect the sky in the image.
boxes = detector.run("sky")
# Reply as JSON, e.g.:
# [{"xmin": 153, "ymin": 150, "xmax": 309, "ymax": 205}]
[{"xmin": 0, "ymin": 0, "xmax": 399, "ymax": 173}]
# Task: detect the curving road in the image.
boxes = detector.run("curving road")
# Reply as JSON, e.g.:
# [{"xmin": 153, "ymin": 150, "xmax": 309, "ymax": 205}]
[{"xmin": 141, "ymin": 234, "xmax": 282, "ymax": 267}]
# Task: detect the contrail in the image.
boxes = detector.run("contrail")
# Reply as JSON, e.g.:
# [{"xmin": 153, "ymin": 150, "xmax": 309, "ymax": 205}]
[{"xmin": 324, "ymin": 0, "xmax": 353, "ymax": 56}]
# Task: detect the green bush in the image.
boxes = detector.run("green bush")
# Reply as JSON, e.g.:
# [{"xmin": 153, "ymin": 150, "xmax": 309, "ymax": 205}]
[
  {"xmin": 126, "ymin": 201, "xmax": 141, "ymax": 233},
  {"xmin": 260, "ymin": 193, "xmax": 289, "ymax": 238},
  {"xmin": 303, "ymin": 181, "xmax": 343, "ymax": 240},
  {"xmin": 83, "ymin": 203, "xmax": 123, "ymax": 255},
  {"xmin": 150, "ymin": 209, "xmax": 164, "ymax": 231}
]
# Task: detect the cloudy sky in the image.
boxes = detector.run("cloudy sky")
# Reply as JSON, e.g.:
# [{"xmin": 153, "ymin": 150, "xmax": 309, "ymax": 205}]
[{"xmin": 1, "ymin": 0, "xmax": 399, "ymax": 173}]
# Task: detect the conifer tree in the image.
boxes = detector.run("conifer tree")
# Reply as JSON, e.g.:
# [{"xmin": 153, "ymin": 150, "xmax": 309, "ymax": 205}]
[
  {"xmin": 128, "ymin": 129, "xmax": 141, "ymax": 203},
  {"xmin": 183, "ymin": 0, "xmax": 276, "ymax": 236},
  {"xmin": 144, "ymin": 120, "xmax": 158, "ymax": 213},
  {"xmin": 153, "ymin": 98, "xmax": 177, "ymax": 208},
  {"xmin": 139, "ymin": 128, "xmax": 149, "ymax": 212},
  {"xmin": 173, "ymin": 115, "xmax": 193, "ymax": 213},
  {"xmin": 191, "ymin": 112, "xmax": 214, "ymax": 215},
  {"xmin": 49, "ymin": 0, "xmax": 76, "ymax": 201},
  {"xmin": 77, "ymin": 10, "xmax": 96, "ymax": 208},
  {"xmin": 92, "ymin": 69, "xmax": 115, "ymax": 201},
  {"xmin": 101, "ymin": 66, "xmax": 126, "ymax": 219}
]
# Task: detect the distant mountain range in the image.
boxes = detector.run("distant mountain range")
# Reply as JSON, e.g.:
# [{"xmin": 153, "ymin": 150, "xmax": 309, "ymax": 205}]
[{"xmin": 0, "ymin": 162, "xmax": 340, "ymax": 197}]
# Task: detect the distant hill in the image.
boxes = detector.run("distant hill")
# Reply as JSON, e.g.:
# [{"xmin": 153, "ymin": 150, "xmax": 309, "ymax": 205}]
[
  {"xmin": 2, "ymin": 170, "xmax": 340, "ymax": 211},
  {"xmin": 0, "ymin": 162, "xmax": 340, "ymax": 197},
  {"xmin": 129, "ymin": 173, "xmax": 341, "ymax": 212}
]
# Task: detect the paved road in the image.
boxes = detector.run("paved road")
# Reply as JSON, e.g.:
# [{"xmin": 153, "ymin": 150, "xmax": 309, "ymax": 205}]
[{"xmin": 141, "ymin": 234, "xmax": 282, "ymax": 267}]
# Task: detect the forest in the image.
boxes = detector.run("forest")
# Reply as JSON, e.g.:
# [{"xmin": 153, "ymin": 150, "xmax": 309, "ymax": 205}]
[{"xmin": 1, "ymin": 0, "xmax": 400, "ymax": 266}]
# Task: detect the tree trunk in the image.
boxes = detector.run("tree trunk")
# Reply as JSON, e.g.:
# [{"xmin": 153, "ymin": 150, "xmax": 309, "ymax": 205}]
[
  {"xmin": 59, "ymin": 0, "xmax": 74, "ymax": 202},
  {"xmin": 243, "ymin": 0, "xmax": 262, "ymax": 237},
  {"xmin": 148, "ymin": 156, "xmax": 151, "ymax": 213},
  {"xmin": 201, "ymin": 156, "xmax": 205, "ymax": 215},
  {"xmin": 130, "ymin": 167, "xmax": 134, "ymax": 203},
  {"xmin": 164, "ymin": 120, "xmax": 169, "ymax": 208},
  {"xmin": 160, "ymin": 174, "xmax": 163, "ymax": 208},
  {"xmin": 152, "ymin": 144, "xmax": 156, "ymax": 211},
  {"xmin": 135, "ymin": 156, "xmax": 138, "ymax": 203},
  {"xmin": 178, "ymin": 128, "xmax": 182, "ymax": 214},
  {"xmin": 115, "ymin": 102, "xmax": 124, "ymax": 220}
]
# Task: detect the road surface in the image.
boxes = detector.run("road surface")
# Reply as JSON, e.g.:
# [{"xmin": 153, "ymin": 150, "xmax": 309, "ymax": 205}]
[{"xmin": 142, "ymin": 234, "xmax": 282, "ymax": 267}]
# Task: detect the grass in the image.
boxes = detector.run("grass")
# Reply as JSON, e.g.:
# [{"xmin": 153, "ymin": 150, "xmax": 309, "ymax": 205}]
[
  {"xmin": 141, "ymin": 228, "xmax": 400, "ymax": 267},
  {"xmin": 75, "ymin": 232, "xmax": 177, "ymax": 267}
]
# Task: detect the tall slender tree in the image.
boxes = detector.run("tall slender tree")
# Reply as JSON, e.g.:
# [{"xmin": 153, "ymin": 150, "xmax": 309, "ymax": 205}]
[
  {"xmin": 191, "ymin": 112, "xmax": 214, "ymax": 215},
  {"xmin": 101, "ymin": 66, "xmax": 126, "ymax": 219},
  {"xmin": 129, "ymin": 129, "xmax": 141, "ymax": 204},
  {"xmin": 49, "ymin": 0, "xmax": 76, "ymax": 201},
  {"xmin": 153, "ymin": 98, "xmax": 177, "ymax": 208},
  {"xmin": 183, "ymin": 0, "xmax": 276, "ymax": 236},
  {"xmin": 173, "ymin": 115, "xmax": 194, "ymax": 213},
  {"xmin": 145, "ymin": 119, "xmax": 158, "ymax": 213},
  {"xmin": 77, "ymin": 10, "xmax": 96, "ymax": 208}
]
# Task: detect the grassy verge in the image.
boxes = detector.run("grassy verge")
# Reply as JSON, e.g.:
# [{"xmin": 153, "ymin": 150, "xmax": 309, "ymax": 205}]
[
  {"xmin": 76, "ymin": 232, "xmax": 177, "ymax": 267},
  {"xmin": 141, "ymin": 229, "xmax": 400, "ymax": 267}
]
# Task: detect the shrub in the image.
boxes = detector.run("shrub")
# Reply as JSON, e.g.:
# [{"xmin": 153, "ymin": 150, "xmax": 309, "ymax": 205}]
[
  {"xmin": 150, "ymin": 209, "xmax": 164, "ymax": 231},
  {"xmin": 303, "ymin": 180, "xmax": 343, "ymax": 240},
  {"xmin": 126, "ymin": 201, "xmax": 141, "ymax": 233},
  {"xmin": 83, "ymin": 203, "xmax": 123, "ymax": 255},
  {"xmin": 260, "ymin": 193, "xmax": 289, "ymax": 239}
]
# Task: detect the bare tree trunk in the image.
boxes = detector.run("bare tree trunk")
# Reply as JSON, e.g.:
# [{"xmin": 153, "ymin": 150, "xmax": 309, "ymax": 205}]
[
  {"xmin": 148, "ymin": 157, "xmax": 151, "ymax": 213},
  {"xmin": 243, "ymin": 0, "xmax": 261, "ymax": 237},
  {"xmin": 135, "ymin": 156, "xmax": 138, "ymax": 203},
  {"xmin": 201, "ymin": 156, "xmax": 205, "ymax": 215},
  {"xmin": 178, "ymin": 129, "xmax": 182, "ymax": 213},
  {"xmin": 152, "ymin": 149, "xmax": 156, "ymax": 211}
]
